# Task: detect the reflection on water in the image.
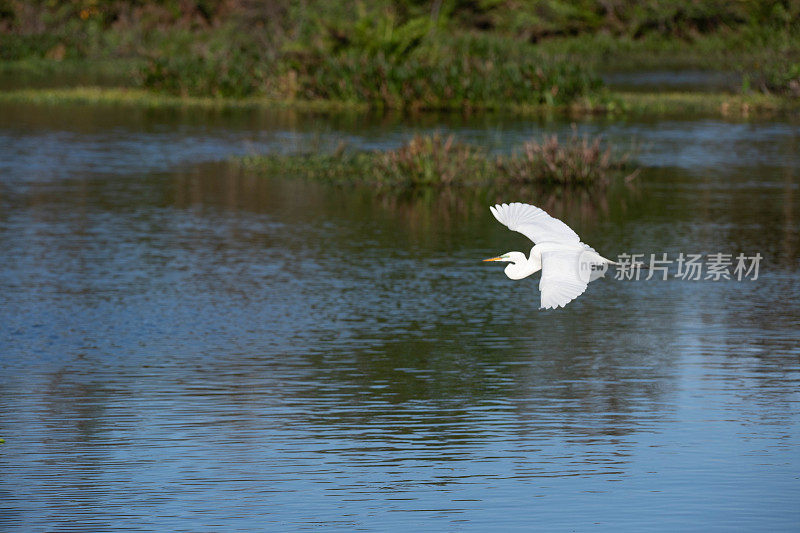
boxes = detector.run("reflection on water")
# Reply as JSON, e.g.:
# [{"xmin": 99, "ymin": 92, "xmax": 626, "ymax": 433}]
[{"xmin": 1, "ymin": 104, "xmax": 799, "ymax": 531}]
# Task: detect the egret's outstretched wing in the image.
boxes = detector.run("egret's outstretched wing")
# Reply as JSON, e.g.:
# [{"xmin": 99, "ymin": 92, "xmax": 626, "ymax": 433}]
[
  {"xmin": 539, "ymin": 250, "xmax": 588, "ymax": 309},
  {"xmin": 489, "ymin": 203, "xmax": 580, "ymax": 244}
]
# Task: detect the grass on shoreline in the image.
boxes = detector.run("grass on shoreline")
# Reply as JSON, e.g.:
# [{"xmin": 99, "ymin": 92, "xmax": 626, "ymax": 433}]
[
  {"xmin": 239, "ymin": 132, "xmax": 636, "ymax": 191},
  {"xmin": 2, "ymin": 1, "xmax": 798, "ymax": 105},
  {"xmin": 1, "ymin": 86, "xmax": 796, "ymax": 118},
  {"xmin": 0, "ymin": 86, "xmax": 370, "ymax": 111}
]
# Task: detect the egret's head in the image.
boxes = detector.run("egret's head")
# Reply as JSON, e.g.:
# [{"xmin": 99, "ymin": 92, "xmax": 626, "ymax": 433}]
[
  {"xmin": 483, "ymin": 251, "xmax": 539, "ymax": 280},
  {"xmin": 482, "ymin": 251, "xmax": 526, "ymax": 264}
]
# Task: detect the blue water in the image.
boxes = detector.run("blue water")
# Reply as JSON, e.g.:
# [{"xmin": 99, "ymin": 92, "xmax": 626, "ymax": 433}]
[{"xmin": 1, "ymin": 103, "xmax": 799, "ymax": 531}]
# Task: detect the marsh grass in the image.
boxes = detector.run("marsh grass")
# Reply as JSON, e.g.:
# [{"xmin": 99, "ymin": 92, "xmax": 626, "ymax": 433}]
[
  {"xmin": 289, "ymin": 37, "xmax": 603, "ymax": 109},
  {"xmin": 240, "ymin": 132, "xmax": 636, "ymax": 191},
  {"xmin": 3, "ymin": 2, "xmax": 799, "ymax": 108},
  {"xmin": 368, "ymin": 134, "xmax": 494, "ymax": 187},
  {"xmin": 500, "ymin": 130, "xmax": 631, "ymax": 186},
  {"xmin": 1, "ymin": 87, "xmax": 794, "ymax": 119}
]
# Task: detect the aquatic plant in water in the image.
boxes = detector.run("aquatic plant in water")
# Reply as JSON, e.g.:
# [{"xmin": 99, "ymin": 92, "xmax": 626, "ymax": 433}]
[
  {"xmin": 500, "ymin": 130, "xmax": 631, "ymax": 186},
  {"xmin": 240, "ymin": 132, "xmax": 636, "ymax": 191}
]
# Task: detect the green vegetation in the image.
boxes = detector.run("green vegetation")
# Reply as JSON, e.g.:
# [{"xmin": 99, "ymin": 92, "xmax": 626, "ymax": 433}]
[
  {"xmin": 498, "ymin": 132, "xmax": 633, "ymax": 185},
  {"xmin": 0, "ymin": 86, "xmax": 371, "ymax": 111},
  {"xmin": 286, "ymin": 39, "xmax": 602, "ymax": 110},
  {"xmin": 746, "ymin": 58, "xmax": 800, "ymax": 97},
  {"xmin": 240, "ymin": 132, "xmax": 636, "ymax": 191},
  {"xmin": 2, "ymin": 87, "xmax": 795, "ymax": 119},
  {"xmin": 608, "ymin": 91, "xmax": 800, "ymax": 116},
  {"xmin": 1, "ymin": 1, "xmax": 799, "ymax": 111}
]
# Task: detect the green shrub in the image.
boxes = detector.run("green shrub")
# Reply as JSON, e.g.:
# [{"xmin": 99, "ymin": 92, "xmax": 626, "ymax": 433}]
[
  {"xmin": 140, "ymin": 51, "xmax": 265, "ymax": 98},
  {"xmin": 291, "ymin": 46, "xmax": 601, "ymax": 109},
  {"xmin": 749, "ymin": 60, "xmax": 800, "ymax": 97}
]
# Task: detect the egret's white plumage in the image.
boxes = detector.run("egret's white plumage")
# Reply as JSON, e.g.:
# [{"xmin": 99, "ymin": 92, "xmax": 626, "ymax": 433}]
[{"xmin": 484, "ymin": 202, "xmax": 614, "ymax": 310}]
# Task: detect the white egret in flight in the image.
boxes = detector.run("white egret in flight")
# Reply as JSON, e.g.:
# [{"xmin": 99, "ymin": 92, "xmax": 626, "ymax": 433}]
[{"xmin": 484, "ymin": 202, "xmax": 616, "ymax": 309}]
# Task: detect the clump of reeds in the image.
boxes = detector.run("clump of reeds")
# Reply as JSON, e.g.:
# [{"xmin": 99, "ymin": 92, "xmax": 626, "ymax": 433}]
[
  {"xmin": 500, "ymin": 130, "xmax": 631, "ymax": 186},
  {"xmin": 240, "ymin": 132, "xmax": 635, "ymax": 190},
  {"xmin": 368, "ymin": 133, "xmax": 494, "ymax": 187}
]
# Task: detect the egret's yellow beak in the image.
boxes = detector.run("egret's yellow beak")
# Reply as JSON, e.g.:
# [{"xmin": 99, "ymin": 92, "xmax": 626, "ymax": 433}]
[{"xmin": 483, "ymin": 256, "xmax": 503, "ymax": 262}]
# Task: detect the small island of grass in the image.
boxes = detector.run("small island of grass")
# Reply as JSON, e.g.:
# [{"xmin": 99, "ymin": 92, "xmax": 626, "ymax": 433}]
[{"xmin": 239, "ymin": 132, "xmax": 637, "ymax": 191}]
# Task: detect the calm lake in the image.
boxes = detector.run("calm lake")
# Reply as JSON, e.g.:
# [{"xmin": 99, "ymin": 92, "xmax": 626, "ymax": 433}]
[{"xmin": 1, "ymin": 102, "xmax": 799, "ymax": 531}]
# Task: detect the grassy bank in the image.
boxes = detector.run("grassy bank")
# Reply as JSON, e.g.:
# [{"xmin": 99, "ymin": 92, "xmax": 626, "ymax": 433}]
[
  {"xmin": 0, "ymin": 86, "xmax": 370, "ymax": 111},
  {"xmin": 1, "ymin": 86, "xmax": 795, "ymax": 118},
  {"xmin": 239, "ymin": 133, "xmax": 636, "ymax": 191},
  {"xmin": 1, "ymin": 1, "xmax": 798, "ymax": 109}
]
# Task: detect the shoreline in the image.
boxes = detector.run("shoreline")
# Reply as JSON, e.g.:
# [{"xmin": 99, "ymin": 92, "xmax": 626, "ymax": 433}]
[{"xmin": 0, "ymin": 86, "xmax": 797, "ymax": 119}]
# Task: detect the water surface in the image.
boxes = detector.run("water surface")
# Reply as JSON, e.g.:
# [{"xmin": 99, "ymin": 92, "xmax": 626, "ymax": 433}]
[{"xmin": 1, "ymin": 103, "xmax": 799, "ymax": 531}]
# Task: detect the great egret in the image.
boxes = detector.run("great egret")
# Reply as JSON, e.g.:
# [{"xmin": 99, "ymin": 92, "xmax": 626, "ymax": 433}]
[{"xmin": 484, "ymin": 202, "xmax": 616, "ymax": 309}]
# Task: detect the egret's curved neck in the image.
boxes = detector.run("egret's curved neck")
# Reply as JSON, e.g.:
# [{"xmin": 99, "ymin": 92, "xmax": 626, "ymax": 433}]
[{"xmin": 505, "ymin": 249, "xmax": 541, "ymax": 280}]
